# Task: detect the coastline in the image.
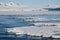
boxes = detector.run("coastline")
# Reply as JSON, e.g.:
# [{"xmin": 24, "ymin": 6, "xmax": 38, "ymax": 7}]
[{"xmin": 0, "ymin": 11, "xmax": 60, "ymax": 15}]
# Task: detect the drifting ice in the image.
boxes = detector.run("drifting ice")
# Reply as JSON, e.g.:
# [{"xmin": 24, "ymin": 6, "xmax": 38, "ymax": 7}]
[{"xmin": 6, "ymin": 25, "xmax": 60, "ymax": 38}]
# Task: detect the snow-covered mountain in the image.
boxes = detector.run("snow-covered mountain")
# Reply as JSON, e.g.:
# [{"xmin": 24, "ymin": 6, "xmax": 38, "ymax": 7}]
[
  {"xmin": 45, "ymin": 4, "xmax": 60, "ymax": 8},
  {"xmin": 44, "ymin": 4, "xmax": 60, "ymax": 11},
  {"xmin": 0, "ymin": 2, "xmax": 60, "ymax": 12},
  {"xmin": 0, "ymin": 2, "xmax": 40, "ymax": 12},
  {"xmin": 0, "ymin": 2, "xmax": 28, "ymax": 7}
]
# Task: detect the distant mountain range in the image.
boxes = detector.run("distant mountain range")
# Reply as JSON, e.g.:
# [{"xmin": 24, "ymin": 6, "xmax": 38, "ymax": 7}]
[
  {"xmin": 44, "ymin": 4, "xmax": 60, "ymax": 11},
  {"xmin": 44, "ymin": 8, "xmax": 60, "ymax": 11},
  {"xmin": 0, "ymin": 2, "xmax": 60, "ymax": 12}
]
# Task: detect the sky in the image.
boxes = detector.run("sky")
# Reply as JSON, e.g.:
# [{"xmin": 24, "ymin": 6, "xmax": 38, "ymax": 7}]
[{"xmin": 0, "ymin": 0, "xmax": 60, "ymax": 7}]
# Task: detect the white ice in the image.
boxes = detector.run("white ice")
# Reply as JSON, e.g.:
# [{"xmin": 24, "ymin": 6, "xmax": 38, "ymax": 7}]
[{"xmin": 6, "ymin": 25, "xmax": 60, "ymax": 38}]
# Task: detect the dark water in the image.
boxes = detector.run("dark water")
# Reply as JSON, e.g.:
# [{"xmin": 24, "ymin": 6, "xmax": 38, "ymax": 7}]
[{"xmin": 0, "ymin": 14, "xmax": 60, "ymax": 40}]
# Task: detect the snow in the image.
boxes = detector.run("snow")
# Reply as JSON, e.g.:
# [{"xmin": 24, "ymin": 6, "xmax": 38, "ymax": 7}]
[
  {"xmin": 0, "ymin": 2, "xmax": 60, "ymax": 14},
  {"xmin": 45, "ymin": 4, "xmax": 60, "ymax": 8},
  {"xmin": 24, "ymin": 17, "xmax": 48, "ymax": 22},
  {"xmin": 33, "ymin": 23, "xmax": 60, "ymax": 26},
  {"xmin": 6, "ymin": 26, "xmax": 60, "ymax": 38},
  {"xmin": 0, "ymin": 2, "xmax": 39, "ymax": 12}
]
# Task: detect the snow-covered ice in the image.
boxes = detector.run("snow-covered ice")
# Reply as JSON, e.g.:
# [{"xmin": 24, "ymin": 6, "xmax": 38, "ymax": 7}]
[{"xmin": 6, "ymin": 25, "xmax": 60, "ymax": 38}]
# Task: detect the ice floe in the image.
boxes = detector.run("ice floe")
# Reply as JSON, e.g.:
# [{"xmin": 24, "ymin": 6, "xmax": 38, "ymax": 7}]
[{"xmin": 6, "ymin": 25, "xmax": 60, "ymax": 38}]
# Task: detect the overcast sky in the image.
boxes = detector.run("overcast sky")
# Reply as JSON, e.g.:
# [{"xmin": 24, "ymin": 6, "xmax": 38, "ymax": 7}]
[{"xmin": 0, "ymin": 0, "xmax": 60, "ymax": 7}]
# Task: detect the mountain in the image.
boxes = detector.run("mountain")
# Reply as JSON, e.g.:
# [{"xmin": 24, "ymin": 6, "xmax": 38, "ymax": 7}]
[
  {"xmin": 44, "ymin": 4, "xmax": 60, "ymax": 11},
  {"xmin": 0, "ymin": 2, "xmax": 40, "ymax": 12},
  {"xmin": 0, "ymin": 2, "xmax": 28, "ymax": 7},
  {"xmin": 0, "ymin": 2, "xmax": 60, "ymax": 12}
]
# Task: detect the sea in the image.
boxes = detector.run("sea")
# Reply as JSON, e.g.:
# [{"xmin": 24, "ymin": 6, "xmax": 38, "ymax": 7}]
[{"xmin": 0, "ymin": 13, "xmax": 60, "ymax": 40}]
